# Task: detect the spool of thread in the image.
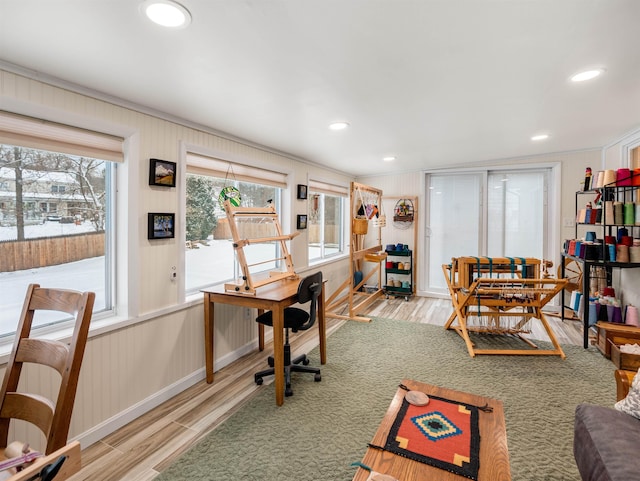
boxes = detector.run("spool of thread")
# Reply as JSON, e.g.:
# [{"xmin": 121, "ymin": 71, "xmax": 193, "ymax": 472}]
[
  {"xmin": 578, "ymin": 295, "xmax": 585, "ymax": 319},
  {"xmin": 635, "ymin": 204, "xmax": 640, "ymax": 225},
  {"xmin": 616, "ymin": 244, "xmax": 630, "ymax": 262},
  {"xmin": 630, "ymin": 246, "xmax": 640, "ymax": 263},
  {"xmin": 585, "ymin": 231, "xmax": 596, "ymax": 242},
  {"xmin": 602, "ymin": 169, "xmax": 617, "ymax": 187},
  {"xmin": 568, "ymin": 240, "xmax": 576, "ymax": 255},
  {"xmin": 588, "ymin": 302, "xmax": 599, "ymax": 327},
  {"xmin": 574, "ymin": 241, "xmax": 582, "ymax": 257},
  {"xmin": 624, "ymin": 203, "xmax": 635, "ymax": 225},
  {"xmin": 621, "ymin": 236, "xmax": 634, "ymax": 247},
  {"xmin": 617, "ymin": 168, "xmax": 632, "ymax": 186},
  {"xmin": 605, "ymin": 235, "xmax": 616, "ymax": 245},
  {"xmin": 617, "ymin": 227, "xmax": 629, "ymax": 243},
  {"xmin": 633, "ymin": 169, "xmax": 640, "ymax": 187},
  {"xmin": 626, "ymin": 305, "xmax": 640, "ymax": 327},
  {"xmin": 594, "ymin": 171, "xmax": 605, "ymax": 188},
  {"xmin": 614, "ymin": 202, "xmax": 624, "ymax": 225},
  {"xmin": 584, "ymin": 243, "xmax": 600, "ymax": 260},
  {"xmin": 602, "ymin": 286, "xmax": 615, "ymax": 297},
  {"xmin": 611, "ymin": 305, "xmax": 623, "ymax": 323},
  {"xmin": 570, "ymin": 291, "xmax": 579, "ymax": 311},
  {"xmin": 583, "ymin": 167, "xmax": 592, "ymax": 191},
  {"xmin": 386, "ymin": 261, "xmax": 393, "ymax": 269},
  {"xmin": 604, "ymin": 201, "xmax": 615, "ymax": 225},
  {"xmin": 607, "ymin": 243, "xmax": 616, "ymax": 261},
  {"xmin": 598, "ymin": 302, "xmax": 609, "ymax": 322}
]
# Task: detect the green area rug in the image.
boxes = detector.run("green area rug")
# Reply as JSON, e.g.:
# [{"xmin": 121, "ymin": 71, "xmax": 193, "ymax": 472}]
[{"xmin": 157, "ymin": 318, "xmax": 616, "ymax": 480}]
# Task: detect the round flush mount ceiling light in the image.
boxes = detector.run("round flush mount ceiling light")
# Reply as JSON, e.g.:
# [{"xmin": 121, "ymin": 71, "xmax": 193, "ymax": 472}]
[
  {"xmin": 140, "ymin": 0, "xmax": 192, "ymax": 28},
  {"xmin": 328, "ymin": 122, "xmax": 349, "ymax": 131},
  {"xmin": 531, "ymin": 134, "xmax": 550, "ymax": 141},
  {"xmin": 383, "ymin": 156, "xmax": 396, "ymax": 162},
  {"xmin": 570, "ymin": 68, "xmax": 605, "ymax": 82}
]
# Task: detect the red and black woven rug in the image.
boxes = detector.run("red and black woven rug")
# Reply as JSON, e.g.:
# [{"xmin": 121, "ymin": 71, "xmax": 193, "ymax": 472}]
[{"xmin": 383, "ymin": 394, "xmax": 480, "ymax": 480}]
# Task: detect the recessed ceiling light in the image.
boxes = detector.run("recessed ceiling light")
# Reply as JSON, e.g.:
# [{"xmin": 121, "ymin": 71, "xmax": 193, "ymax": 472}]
[
  {"xmin": 531, "ymin": 134, "xmax": 549, "ymax": 141},
  {"xmin": 570, "ymin": 68, "xmax": 605, "ymax": 82},
  {"xmin": 383, "ymin": 156, "xmax": 396, "ymax": 162},
  {"xmin": 140, "ymin": 0, "xmax": 192, "ymax": 28},
  {"xmin": 328, "ymin": 122, "xmax": 349, "ymax": 131}
]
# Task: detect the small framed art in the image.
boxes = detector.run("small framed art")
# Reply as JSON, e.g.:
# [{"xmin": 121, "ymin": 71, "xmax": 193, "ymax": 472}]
[
  {"xmin": 297, "ymin": 184, "xmax": 308, "ymax": 200},
  {"xmin": 148, "ymin": 213, "xmax": 175, "ymax": 239},
  {"xmin": 149, "ymin": 158, "xmax": 177, "ymax": 187},
  {"xmin": 297, "ymin": 214, "xmax": 308, "ymax": 229}
]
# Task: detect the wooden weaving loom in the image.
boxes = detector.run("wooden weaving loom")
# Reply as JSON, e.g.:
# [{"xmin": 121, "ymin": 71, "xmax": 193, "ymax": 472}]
[
  {"xmin": 325, "ymin": 182, "xmax": 386, "ymax": 322},
  {"xmin": 223, "ymin": 200, "xmax": 299, "ymax": 294},
  {"xmin": 442, "ymin": 256, "xmax": 568, "ymax": 358}
]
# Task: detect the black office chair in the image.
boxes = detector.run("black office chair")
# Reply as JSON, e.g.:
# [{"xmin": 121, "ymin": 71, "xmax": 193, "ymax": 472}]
[{"xmin": 254, "ymin": 271, "xmax": 322, "ymax": 396}]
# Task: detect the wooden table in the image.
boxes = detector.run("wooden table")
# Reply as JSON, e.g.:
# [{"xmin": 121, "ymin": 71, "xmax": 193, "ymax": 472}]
[
  {"xmin": 202, "ymin": 277, "xmax": 327, "ymax": 406},
  {"xmin": 353, "ymin": 379, "xmax": 511, "ymax": 481}
]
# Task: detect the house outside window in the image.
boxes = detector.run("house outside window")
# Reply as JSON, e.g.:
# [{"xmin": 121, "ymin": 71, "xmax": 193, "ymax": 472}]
[{"xmin": 0, "ymin": 112, "xmax": 122, "ymax": 337}]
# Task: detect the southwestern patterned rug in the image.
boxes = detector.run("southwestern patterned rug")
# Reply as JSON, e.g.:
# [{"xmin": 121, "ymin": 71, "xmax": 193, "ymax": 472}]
[{"xmin": 156, "ymin": 318, "xmax": 615, "ymax": 481}]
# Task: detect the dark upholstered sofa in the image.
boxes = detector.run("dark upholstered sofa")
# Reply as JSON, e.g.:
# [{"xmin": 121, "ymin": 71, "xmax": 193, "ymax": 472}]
[{"xmin": 574, "ymin": 370, "xmax": 639, "ymax": 481}]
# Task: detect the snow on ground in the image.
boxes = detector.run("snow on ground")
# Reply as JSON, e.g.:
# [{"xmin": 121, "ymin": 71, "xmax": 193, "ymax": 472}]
[{"xmin": 0, "ymin": 219, "xmax": 98, "ymax": 241}]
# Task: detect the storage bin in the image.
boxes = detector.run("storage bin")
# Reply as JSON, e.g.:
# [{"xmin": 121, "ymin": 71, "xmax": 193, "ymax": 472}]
[{"xmin": 610, "ymin": 340, "xmax": 640, "ymax": 370}]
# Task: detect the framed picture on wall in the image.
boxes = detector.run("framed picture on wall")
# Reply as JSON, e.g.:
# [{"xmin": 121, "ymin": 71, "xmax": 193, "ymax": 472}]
[
  {"xmin": 148, "ymin": 213, "xmax": 175, "ymax": 239},
  {"xmin": 297, "ymin": 214, "xmax": 308, "ymax": 229},
  {"xmin": 149, "ymin": 158, "xmax": 177, "ymax": 187},
  {"xmin": 297, "ymin": 184, "xmax": 308, "ymax": 200}
]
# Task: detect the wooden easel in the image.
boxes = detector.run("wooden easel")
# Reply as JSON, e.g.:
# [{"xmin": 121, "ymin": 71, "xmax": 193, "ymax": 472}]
[
  {"xmin": 442, "ymin": 256, "xmax": 568, "ymax": 358},
  {"xmin": 223, "ymin": 200, "xmax": 299, "ymax": 294},
  {"xmin": 326, "ymin": 182, "xmax": 386, "ymax": 322}
]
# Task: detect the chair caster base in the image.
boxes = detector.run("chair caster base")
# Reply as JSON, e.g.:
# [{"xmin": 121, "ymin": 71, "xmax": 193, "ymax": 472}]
[{"xmin": 314, "ymin": 373, "xmax": 321, "ymax": 382}]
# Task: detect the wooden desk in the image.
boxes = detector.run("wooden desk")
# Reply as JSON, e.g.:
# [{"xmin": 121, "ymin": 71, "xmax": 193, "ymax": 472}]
[
  {"xmin": 353, "ymin": 379, "xmax": 511, "ymax": 481},
  {"xmin": 202, "ymin": 277, "xmax": 327, "ymax": 406}
]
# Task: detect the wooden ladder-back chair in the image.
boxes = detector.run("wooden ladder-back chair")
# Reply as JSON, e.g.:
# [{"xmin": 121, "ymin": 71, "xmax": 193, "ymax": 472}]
[{"xmin": 0, "ymin": 284, "xmax": 95, "ymax": 456}]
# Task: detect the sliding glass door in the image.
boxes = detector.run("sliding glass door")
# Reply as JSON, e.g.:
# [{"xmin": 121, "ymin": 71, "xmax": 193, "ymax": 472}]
[
  {"xmin": 427, "ymin": 174, "xmax": 482, "ymax": 291},
  {"xmin": 426, "ymin": 169, "xmax": 549, "ymax": 293}
]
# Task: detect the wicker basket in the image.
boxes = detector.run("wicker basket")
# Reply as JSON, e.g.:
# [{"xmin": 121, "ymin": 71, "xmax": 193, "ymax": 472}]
[{"xmin": 353, "ymin": 217, "xmax": 369, "ymax": 235}]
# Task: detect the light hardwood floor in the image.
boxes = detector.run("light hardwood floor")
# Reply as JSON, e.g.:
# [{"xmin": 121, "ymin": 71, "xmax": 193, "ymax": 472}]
[{"xmin": 67, "ymin": 296, "xmax": 586, "ymax": 480}]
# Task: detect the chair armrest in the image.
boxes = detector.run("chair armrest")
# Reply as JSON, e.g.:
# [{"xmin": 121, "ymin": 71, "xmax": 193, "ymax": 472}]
[{"xmin": 615, "ymin": 369, "xmax": 636, "ymax": 401}]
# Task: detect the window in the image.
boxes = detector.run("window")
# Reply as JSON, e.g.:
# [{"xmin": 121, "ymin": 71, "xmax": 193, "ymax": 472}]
[
  {"xmin": 0, "ymin": 112, "xmax": 122, "ymax": 338},
  {"xmin": 185, "ymin": 153, "xmax": 287, "ymax": 295},
  {"xmin": 308, "ymin": 180, "xmax": 347, "ymax": 262}
]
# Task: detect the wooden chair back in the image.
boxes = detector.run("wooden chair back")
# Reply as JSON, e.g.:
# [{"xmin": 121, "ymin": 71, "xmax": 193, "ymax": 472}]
[{"xmin": 0, "ymin": 284, "xmax": 94, "ymax": 455}]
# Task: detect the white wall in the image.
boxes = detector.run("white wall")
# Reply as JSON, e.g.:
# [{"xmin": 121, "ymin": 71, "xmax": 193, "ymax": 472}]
[{"xmin": 0, "ymin": 68, "xmax": 352, "ymax": 449}]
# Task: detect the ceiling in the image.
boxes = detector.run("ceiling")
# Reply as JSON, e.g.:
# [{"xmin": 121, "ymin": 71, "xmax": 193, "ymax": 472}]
[{"xmin": 1, "ymin": 0, "xmax": 639, "ymax": 176}]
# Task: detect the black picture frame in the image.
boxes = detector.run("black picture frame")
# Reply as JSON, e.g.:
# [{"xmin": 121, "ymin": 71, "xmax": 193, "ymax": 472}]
[
  {"xmin": 297, "ymin": 184, "xmax": 308, "ymax": 200},
  {"xmin": 149, "ymin": 158, "xmax": 177, "ymax": 187},
  {"xmin": 148, "ymin": 213, "xmax": 175, "ymax": 240},
  {"xmin": 297, "ymin": 214, "xmax": 308, "ymax": 229}
]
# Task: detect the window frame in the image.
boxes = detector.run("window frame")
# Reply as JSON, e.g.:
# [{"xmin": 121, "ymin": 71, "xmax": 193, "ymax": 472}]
[
  {"xmin": 0, "ymin": 112, "xmax": 125, "ymax": 342},
  {"xmin": 307, "ymin": 179, "xmax": 348, "ymax": 264},
  {"xmin": 182, "ymin": 146, "xmax": 292, "ymax": 299},
  {"xmin": 0, "ymin": 110, "xmax": 132, "ymax": 350}
]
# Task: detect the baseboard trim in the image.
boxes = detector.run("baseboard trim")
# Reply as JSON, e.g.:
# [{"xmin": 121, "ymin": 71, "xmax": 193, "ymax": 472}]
[{"xmin": 72, "ymin": 339, "xmax": 260, "ymax": 448}]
